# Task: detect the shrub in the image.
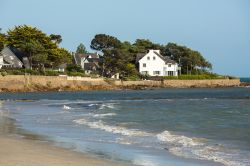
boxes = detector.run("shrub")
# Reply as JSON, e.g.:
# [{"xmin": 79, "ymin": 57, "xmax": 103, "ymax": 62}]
[
  {"xmin": 124, "ymin": 75, "xmax": 140, "ymax": 81},
  {"xmin": 163, "ymin": 74, "xmax": 225, "ymax": 80},
  {"xmin": 66, "ymin": 64, "xmax": 84, "ymax": 72},
  {"xmin": 1, "ymin": 71, "xmax": 8, "ymax": 76},
  {"xmin": 67, "ymin": 71, "xmax": 85, "ymax": 77},
  {"xmin": 45, "ymin": 70, "xmax": 60, "ymax": 76}
]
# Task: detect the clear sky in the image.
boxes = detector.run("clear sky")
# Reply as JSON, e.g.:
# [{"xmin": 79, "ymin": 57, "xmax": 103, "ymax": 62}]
[{"xmin": 0, "ymin": 0, "xmax": 249, "ymax": 77}]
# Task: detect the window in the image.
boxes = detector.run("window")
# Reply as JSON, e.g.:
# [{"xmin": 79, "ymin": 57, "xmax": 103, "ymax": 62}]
[
  {"xmin": 153, "ymin": 56, "xmax": 156, "ymax": 60},
  {"xmin": 141, "ymin": 71, "xmax": 148, "ymax": 75},
  {"xmin": 153, "ymin": 71, "xmax": 160, "ymax": 75},
  {"xmin": 168, "ymin": 71, "xmax": 174, "ymax": 76},
  {"xmin": 143, "ymin": 63, "xmax": 146, "ymax": 67},
  {"xmin": 147, "ymin": 57, "xmax": 150, "ymax": 60},
  {"xmin": 168, "ymin": 64, "xmax": 171, "ymax": 67}
]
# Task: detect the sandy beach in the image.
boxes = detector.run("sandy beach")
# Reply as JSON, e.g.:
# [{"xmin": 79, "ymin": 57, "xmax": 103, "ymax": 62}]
[{"xmin": 0, "ymin": 135, "xmax": 130, "ymax": 166}]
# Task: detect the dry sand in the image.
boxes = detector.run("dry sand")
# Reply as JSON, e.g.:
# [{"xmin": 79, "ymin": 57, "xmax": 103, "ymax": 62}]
[{"xmin": 0, "ymin": 135, "xmax": 130, "ymax": 166}]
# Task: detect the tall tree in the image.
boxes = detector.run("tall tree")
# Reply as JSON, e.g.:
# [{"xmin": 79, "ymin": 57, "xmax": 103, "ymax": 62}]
[
  {"xmin": 22, "ymin": 40, "xmax": 45, "ymax": 68},
  {"xmin": 6, "ymin": 25, "xmax": 56, "ymax": 50},
  {"xmin": 6, "ymin": 25, "xmax": 72, "ymax": 69},
  {"xmin": 48, "ymin": 48, "xmax": 72, "ymax": 68},
  {"xmin": 0, "ymin": 28, "xmax": 5, "ymax": 51},
  {"xmin": 90, "ymin": 34, "xmax": 121, "ymax": 51},
  {"xmin": 50, "ymin": 34, "xmax": 62, "ymax": 44},
  {"xmin": 76, "ymin": 43, "xmax": 87, "ymax": 54},
  {"xmin": 163, "ymin": 43, "xmax": 212, "ymax": 74},
  {"xmin": 133, "ymin": 39, "xmax": 163, "ymax": 53},
  {"xmin": 103, "ymin": 48, "xmax": 137, "ymax": 78}
]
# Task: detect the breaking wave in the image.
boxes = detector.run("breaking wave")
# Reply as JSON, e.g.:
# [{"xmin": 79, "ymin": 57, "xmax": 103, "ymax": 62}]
[
  {"xmin": 73, "ymin": 118, "xmax": 151, "ymax": 137},
  {"xmin": 99, "ymin": 103, "xmax": 116, "ymax": 110},
  {"xmin": 91, "ymin": 113, "xmax": 117, "ymax": 118},
  {"xmin": 157, "ymin": 131, "xmax": 243, "ymax": 166},
  {"xmin": 74, "ymin": 117, "xmax": 246, "ymax": 166}
]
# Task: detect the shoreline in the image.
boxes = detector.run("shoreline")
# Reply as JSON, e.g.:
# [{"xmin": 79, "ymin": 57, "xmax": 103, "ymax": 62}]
[
  {"xmin": 0, "ymin": 75, "xmax": 241, "ymax": 92},
  {"xmin": 0, "ymin": 134, "xmax": 130, "ymax": 166},
  {"xmin": 0, "ymin": 107, "xmax": 131, "ymax": 166},
  {"xmin": 0, "ymin": 98, "xmax": 227, "ymax": 166}
]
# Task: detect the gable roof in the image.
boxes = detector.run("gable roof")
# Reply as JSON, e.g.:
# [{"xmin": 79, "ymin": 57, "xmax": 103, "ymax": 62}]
[
  {"xmin": 136, "ymin": 50, "xmax": 177, "ymax": 64},
  {"xmin": 136, "ymin": 53, "xmax": 145, "ymax": 63},
  {"xmin": 1, "ymin": 46, "xmax": 24, "ymax": 68},
  {"xmin": 153, "ymin": 51, "xmax": 177, "ymax": 64},
  {"xmin": 74, "ymin": 53, "xmax": 99, "ymax": 65}
]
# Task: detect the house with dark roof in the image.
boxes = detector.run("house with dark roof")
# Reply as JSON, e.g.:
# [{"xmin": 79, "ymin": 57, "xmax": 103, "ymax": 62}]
[
  {"xmin": 74, "ymin": 53, "xmax": 102, "ymax": 74},
  {"xmin": 0, "ymin": 46, "xmax": 30, "ymax": 69},
  {"xmin": 136, "ymin": 50, "xmax": 179, "ymax": 76}
]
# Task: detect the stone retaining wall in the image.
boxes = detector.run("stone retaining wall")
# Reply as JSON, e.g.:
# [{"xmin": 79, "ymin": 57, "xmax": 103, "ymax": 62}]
[{"xmin": 0, "ymin": 75, "xmax": 241, "ymax": 92}]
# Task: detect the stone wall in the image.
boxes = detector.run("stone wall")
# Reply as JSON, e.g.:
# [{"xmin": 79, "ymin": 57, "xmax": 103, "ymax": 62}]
[
  {"xmin": 0, "ymin": 75, "xmax": 111, "ymax": 92},
  {"xmin": 163, "ymin": 79, "xmax": 241, "ymax": 88},
  {"xmin": 113, "ymin": 79, "xmax": 240, "ymax": 88},
  {"xmin": 0, "ymin": 75, "xmax": 241, "ymax": 92}
]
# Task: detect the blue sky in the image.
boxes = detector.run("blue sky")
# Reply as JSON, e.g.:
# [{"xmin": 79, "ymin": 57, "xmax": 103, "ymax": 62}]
[{"xmin": 0, "ymin": 0, "xmax": 249, "ymax": 76}]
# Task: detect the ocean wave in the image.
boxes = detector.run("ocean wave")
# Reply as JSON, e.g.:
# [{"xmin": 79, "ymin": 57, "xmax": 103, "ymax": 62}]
[
  {"xmin": 99, "ymin": 103, "xmax": 116, "ymax": 110},
  {"xmin": 88, "ymin": 103, "xmax": 99, "ymax": 107},
  {"xmin": 73, "ymin": 118, "xmax": 151, "ymax": 137},
  {"xmin": 157, "ymin": 131, "xmax": 203, "ymax": 147},
  {"xmin": 157, "ymin": 130, "xmax": 243, "ymax": 166},
  {"xmin": 92, "ymin": 113, "xmax": 117, "ymax": 118},
  {"xmin": 62, "ymin": 105, "xmax": 72, "ymax": 110}
]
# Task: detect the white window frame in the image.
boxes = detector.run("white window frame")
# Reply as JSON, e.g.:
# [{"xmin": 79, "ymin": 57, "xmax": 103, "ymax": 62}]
[{"xmin": 153, "ymin": 71, "xmax": 160, "ymax": 75}]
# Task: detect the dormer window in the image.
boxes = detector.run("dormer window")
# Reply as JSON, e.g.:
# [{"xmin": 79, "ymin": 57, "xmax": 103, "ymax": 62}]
[
  {"xmin": 147, "ymin": 57, "xmax": 150, "ymax": 60},
  {"xmin": 168, "ymin": 64, "xmax": 171, "ymax": 67}
]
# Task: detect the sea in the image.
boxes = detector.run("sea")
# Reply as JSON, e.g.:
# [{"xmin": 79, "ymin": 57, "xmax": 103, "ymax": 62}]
[
  {"xmin": 241, "ymin": 78, "xmax": 250, "ymax": 83},
  {"xmin": 0, "ymin": 87, "xmax": 250, "ymax": 166}
]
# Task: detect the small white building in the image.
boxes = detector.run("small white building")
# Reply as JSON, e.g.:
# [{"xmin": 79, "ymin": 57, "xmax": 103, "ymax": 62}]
[{"xmin": 136, "ymin": 50, "xmax": 179, "ymax": 76}]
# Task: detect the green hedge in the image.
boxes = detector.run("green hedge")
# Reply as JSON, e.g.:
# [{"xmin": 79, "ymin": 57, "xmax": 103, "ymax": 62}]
[
  {"xmin": 163, "ymin": 74, "xmax": 226, "ymax": 80},
  {"xmin": 0, "ymin": 69, "xmax": 87, "ymax": 77}
]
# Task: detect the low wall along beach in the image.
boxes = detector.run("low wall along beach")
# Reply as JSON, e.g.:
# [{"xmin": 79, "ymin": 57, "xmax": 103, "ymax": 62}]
[{"xmin": 0, "ymin": 75, "xmax": 241, "ymax": 92}]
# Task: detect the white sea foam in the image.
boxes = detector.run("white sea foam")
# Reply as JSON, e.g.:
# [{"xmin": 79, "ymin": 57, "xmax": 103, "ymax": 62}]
[
  {"xmin": 157, "ymin": 131, "xmax": 203, "ymax": 147},
  {"xmin": 157, "ymin": 130, "xmax": 242, "ymax": 166},
  {"xmin": 63, "ymin": 105, "xmax": 72, "ymax": 110},
  {"xmin": 99, "ymin": 103, "xmax": 116, "ymax": 110},
  {"xmin": 73, "ymin": 118, "xmax": 151, "ymax": 137},
  {"xmin": 92, "ymin": 113, "xmax": 117, "ymax": 118},
  {"xmin": 88, "ymin": 103, "xmax": 99, "ymax": 107}
]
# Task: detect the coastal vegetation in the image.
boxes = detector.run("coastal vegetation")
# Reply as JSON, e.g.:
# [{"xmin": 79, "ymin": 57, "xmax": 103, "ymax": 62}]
[
  {"xmin": 4, "ymin": 25, "xmax": 72, "ymax": 70},
  {"xmin": 0, "ymin": 25, "xmax": 225, "ymax": 80},
  {"xmin": 90, "ymin": 34, "xmax": 213, "ymax": 79}
]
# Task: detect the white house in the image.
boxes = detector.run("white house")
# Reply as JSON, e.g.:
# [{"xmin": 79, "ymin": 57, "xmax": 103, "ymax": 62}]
[{"xmin": 136, "ymin": 50, "xmax": 179, "ymax": 76}]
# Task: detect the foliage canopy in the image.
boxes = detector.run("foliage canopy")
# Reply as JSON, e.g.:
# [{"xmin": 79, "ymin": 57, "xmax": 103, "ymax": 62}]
[{"xmin": 5, "ymin": 25, "xmax": 72, "ymax": 69}]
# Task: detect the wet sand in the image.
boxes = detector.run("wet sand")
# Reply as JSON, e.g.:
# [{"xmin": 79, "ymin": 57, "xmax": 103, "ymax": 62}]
[{"xmin": 0, "ymin": 135, "xmax": 130, "ymax": 166}]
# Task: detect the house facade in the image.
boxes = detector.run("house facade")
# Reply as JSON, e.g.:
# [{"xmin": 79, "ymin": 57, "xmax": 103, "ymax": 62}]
[
  {"xmin": 0, "ymin": 46, "xmax": 31, "ymax": 69},
  {"xmin": 74, "ymin": 53, "xmax": 101, "ymax": 74},
  {"xmin": 136, "ymin": 50, "xmax": 179, "ymax": 76}
]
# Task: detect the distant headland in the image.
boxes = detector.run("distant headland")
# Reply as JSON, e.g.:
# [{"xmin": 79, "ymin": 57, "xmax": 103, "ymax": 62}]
[{"xmin": 0, "ymin": 25, "xmax": 241, "ymax": 92}]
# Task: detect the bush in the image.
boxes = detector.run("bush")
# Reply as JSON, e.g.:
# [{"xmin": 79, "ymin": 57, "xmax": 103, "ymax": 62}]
[
  {"xmin": 164, "ymin": 74, "xmax": 225, "ymax": 80},
  {"xmin": 67, "ymin": 71, "xmax": 86, "ymax": 77},
  {"xmin": 124, "ymin": 75, "xmax": 140, "ymax": 81},
  {"xmin": 1, "ymin": 71, "xmax": 8, "ymax": 76},
  {"xmin": 66, "ymin": 64, "xmax": 84, "ymax": 72},
  {"xmin": 45, "ymin": 70, "xmax": 60, "ymax": 76}
]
